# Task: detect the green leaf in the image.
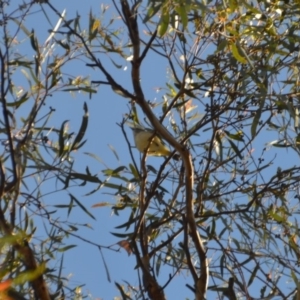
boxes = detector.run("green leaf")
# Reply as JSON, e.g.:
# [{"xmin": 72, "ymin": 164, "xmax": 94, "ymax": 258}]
[
  {"xmin": 88, "ymin": 10, "xmax": 99, "ymax": 42},
  {"xmin": 230, "ymin": 42, "xmax": 247, "ymax": 64},
  {"xmin": 231, "ymin": 238, "xmax": 240, "ymax": 250},
  {"xmin": 61, "ymin": 87, "xmax": 97, "ymax": 93},
  {"xmin": 227, "ymin": 139, "xmax": 243, "ymax": 159},
  {"xmin": 111, "ymin": 166, "xmax": 127, "ymax": 174},
  {"xmin": 147, "ymin": 165, "xmax": 157, "ymax": 174},
  {"xmin": 129, "ymin": 163, "xmax": 139, "ymax": 179},
  {"xmin": 53, "ymin": 205, "xmax": 74, "ymax": 208},
  {"xmin": 108, "ymin": 144, "xmax": 120, "ymax": 161},
  {"xmin": 110, "ymin": 232, "xmax": 132, "ymax": 238},
  {"xmin": 67, "ymin": 194, "xmax": 75, "ymax": 216},
  {"xmin": 6, "ymin": 92, "xmax": 29, "ymax": 108},
  {"xmin": 71, "ymin": 102, "xmax": 88, "ymax": 151},
  {"xmin": 215, "ymin": 134, "xmax": 223, "ymax": 161},
  {"xmin": 11, "ymin": 17, "xmax": 31, "ymax": 37},
  {"xmin": 69, "ymin": 172, "xmax": 102, "ymax": 183},
  {"xmin": 251, "ymin": 110, "xmax": 261, "ymax": 139},
  {"xmin": 156, "ymin": 253, "xmax": 162, "ymax": 276},
  {"xmin": 143, "ymin": 3, "xmax": 162, "ymax": 23},
  {"xmin": 248, "ymin": 263, "xmax": 259, "ymax": 287},
  {"xmin": 228, "ymin": 0, "xmax": 238, "ymax": 12},
  {"xmin": 69, "ymin": 193, "xmax": 96, "ymax": 220},
  {"xmin": 30, "ymin": 29, "xmax": 38, "ymax": 52},
  {"xmin": 291, "ymin": 270, "xmax": 298, "ymax": 285},
  {"xmin": 58, "ymin": 120, "xmax": 68, "ymax": 157},
  {"xmin": 13, "ymin": 263, "xmax": 46, "ymax": 285},
  {"xmin": 57, "ymin": 40, "xmax": 70, "ymax": 51},
  {"xmin": 58, "ymin": 120, "xmax": 68, "ymax": 158},
  {"xmin": 115, "ymin": 214, "xmax": 138, "ymax": 230},
  {"xmin": 57, "ymin": 245, "xmax": 77, "ymax": 252},
  {"xmin": 102, "ymin": 166, "xmax": 129, "ymax": 182},
  {"xmin": 173, "ymin": 98, "xmax": 191, "ymax": 109},
  {"xmin": 115, "ymin": 282, "xmax": 132, "ymax": 300},
  {"xmin": 74, "ymin": 14, "xmax": 80, "ymax": 31},
  {"xmin": 158, "ymin": 9, "xmax": 169, "ymax": 37},
  {"xmin": 220, "ymin": 255, "xmax": 225, "ymax": 277},
  {"xmin": 175, "ymin": 4, "xmax": 188, "ymax": 29},
  {"xmin": 208, "ymin": 218, "xmax": 216, "ymax": 239},
  {"xmin": 216, "ymin": 39, "xmax": 228, "ymax": 53},
  {"xmin": 8, "ymin": 60, "xmax": 33, "ymax": 68},
  {"xmin": 49, "ymin": 69, "xmax": 60, "ymax": 89},
  {"xmin": 102, "ymin": 182, "xmax": 128, "ymax": 192},
  {"xmin": 109, "ymin": 57, "xmax": 123, "ymax": 69},
  {"xmin": 62, "ymin": 18, "xmax": 75, "ymax": 28},
  {"xmin": 260, "ymin": 285, "xmax": 266, "ymax": 298},
  {"xmin": 268, "ymin": 211, "xmax": 286, "ymax": 222}
]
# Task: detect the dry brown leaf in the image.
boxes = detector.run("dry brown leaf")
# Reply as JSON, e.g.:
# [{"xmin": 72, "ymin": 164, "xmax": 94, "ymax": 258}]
[
  {"xmin": 91, "ymin": 202, "xmax": 111, "ymax": 208},
  {"xmin": 117, "ymin": 240, "xmax": 133, "ymax": 255}
]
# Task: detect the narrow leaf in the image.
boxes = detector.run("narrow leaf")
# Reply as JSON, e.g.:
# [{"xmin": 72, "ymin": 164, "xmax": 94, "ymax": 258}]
[
  {"xmin": 251, "ymin": 110, "xmax": 261, "ymax": 139},
  {"xmin": 248, "ymin": 263, "xmax": 259, "ymax": 287},
  {"xmin": 30, "ymin": 29, "xmax": 38, "ymax": 52},
  {"xmin": 230, "ymin": 42, "xmax": 247, "ymax": 64},
  {"xmin": 58, "ymin": 120, "xmax": 68, "ymax": 158},
  {"xmin": 143, "ymin": 3, "xmax": 162, "ymax": 23},
  {"xmin": 71, "ymin": 102, "xmax": 88, "ymax": 151},
  {"xmin": 227, "ymin": 139, "xmax": 243, "ymax": 159},
  {"xmin": 57, "ymin": 245, "xmax": 77, "ymax": 252},
  {"xmin": 115, "ymin": 282, "xmax": 131, "ymax": 300},
  {"xmin": 158, "ymin": 9, "xmax": 169, "ymax": 36},
  {"xmin": 69, "ymin": 193, "xmax": 96, "ymax": 220}
]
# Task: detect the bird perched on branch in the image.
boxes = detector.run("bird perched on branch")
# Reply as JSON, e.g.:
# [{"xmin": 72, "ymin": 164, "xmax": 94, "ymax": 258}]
[{"xmin": 131, "ymin": 127, "xmax": 180, "ymax": 160}]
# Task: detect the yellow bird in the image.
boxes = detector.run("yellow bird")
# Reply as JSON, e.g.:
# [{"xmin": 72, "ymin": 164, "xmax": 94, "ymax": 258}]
[{"xmin": 131, "ymin": 127, "xmax": 179, "ymax": 160}]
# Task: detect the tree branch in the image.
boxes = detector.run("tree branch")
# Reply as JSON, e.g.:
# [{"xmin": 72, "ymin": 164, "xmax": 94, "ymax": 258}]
[{"xmin": 120, "ymin": 1, "xmax": 209, "ymax": 299}]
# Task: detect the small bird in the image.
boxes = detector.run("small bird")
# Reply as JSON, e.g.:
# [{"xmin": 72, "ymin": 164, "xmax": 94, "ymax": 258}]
[{"xmin": 131, "ymin": 127, "xmax": 179, "ymax": 160}]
